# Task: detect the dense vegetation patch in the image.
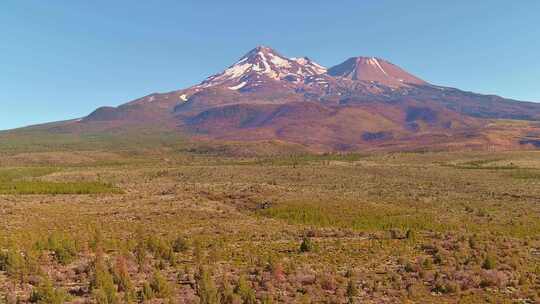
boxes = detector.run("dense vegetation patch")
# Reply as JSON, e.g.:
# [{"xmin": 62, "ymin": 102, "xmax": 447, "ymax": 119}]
[
  {"xmin": 259, "ymin": 200, "xmax": 455, "ymax": 232},
  {"xmin": 0, "ymin": 167, "xmax": 120, "ymax": 194},
  {"xmin": 0, "ymin": 180, "xmax": 119, "ymax": 195}
]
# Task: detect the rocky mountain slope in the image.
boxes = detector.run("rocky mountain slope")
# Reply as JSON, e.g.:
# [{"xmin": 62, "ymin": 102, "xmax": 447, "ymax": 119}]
[{"xmin": 20, "ymin": 46, "xmax": 540, "ymax": 151}]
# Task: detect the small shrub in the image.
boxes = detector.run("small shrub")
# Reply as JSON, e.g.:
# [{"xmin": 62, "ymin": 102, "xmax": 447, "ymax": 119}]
[
  {"xmin": 172, "ymin": 236, "xmax": 189, "ymax": 253},
  {"xmin": 112, "ymin": 255, "xmax": 133, "ymax": 299},
  {"xmin": 195, "ymin": 266, "xmax": 219, "ymax": 304},
  {"xmin": 140, "ymin": 282, "xmax": 154, "ymax": 302},
  {"xmin": 29, "ymin": 276, "xmax": 68, "ymax": 304},
  {"xmin": 219, "ymin": 279, "xmax": 238, "ymax": 304},
  {"xmin": 299, "ymin": 237, "xmax": 313, "ymax": 253},
  {"xmin": 90, "ymin": 249, "xmax": 117, "ymax": 304},
  {"xmin": 133, "ymin": 235, "xmax": 146, "ymax": 272},
  {"xmin": 0, "ymin": 249, "xmax": 25, "ymax": 278},
  {"xmin": 482, "ymin": 255, "xmax": 496, "ymax": 270},
  {"xmin": 147, "ymin": 236, "xmax": 173, "ymax": 260},
  {"xmin": 0, "ymin": 251, "xmax": 7, "ymax": 271},
  {"xmin": 346, "ymin": 279, "xmax": 358, "ymax": 303},
  {"xmin": 235, "ymin": 275, "xmax": 256, "ymax": 304},
  {"xmin": 149, "ymin": 270, "xmax": 172, "ymax": 298}
]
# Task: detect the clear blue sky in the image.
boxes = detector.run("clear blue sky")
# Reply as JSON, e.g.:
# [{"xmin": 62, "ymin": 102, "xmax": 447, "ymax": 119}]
[{"xmin": 2, "ymin": 1, "xmax": 539, "ymax": 130}]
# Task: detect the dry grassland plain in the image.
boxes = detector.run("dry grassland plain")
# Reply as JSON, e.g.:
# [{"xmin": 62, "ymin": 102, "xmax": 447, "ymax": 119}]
[{"xmin": 0, "ymin": 136, "xmax": 539, "ymax": 303}]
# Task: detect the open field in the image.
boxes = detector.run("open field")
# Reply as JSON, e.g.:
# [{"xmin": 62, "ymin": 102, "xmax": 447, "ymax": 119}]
[{"xmin": 1, "ymin": 144, "xmax": 540, "ymax": 303}]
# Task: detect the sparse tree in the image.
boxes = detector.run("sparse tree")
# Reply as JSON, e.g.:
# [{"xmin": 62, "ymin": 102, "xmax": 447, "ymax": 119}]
[
  {"xmin": 149, "ymin": 270, "xmax": 173, "ymax": 298},
  {"xmin": 482, "ymin": 254, "xmax": 496, "ymax": 270},
  {"xmin": 29, "ymin": 276, "xmax": 68, "ymax": 304},
  {"xmin": 90, "ymin": 248, "xmax": 118, "ymax": 304},
  {"xmin": 112, "ymin": 255, "xmax": 134, "ymax": 302},
  {"xmin": 195, "ymin": 266, "xmax": 220, "ymax": 304},
  {"xmin": 234, "ymin": 275, "xmax": 256, "ymax": 304},
  {"xmin": 300, "ymin": 237, "xmax": 313, "ymax": 253},
  {"xmin": 346, "ymin": 279, "xmax": 358, "ymax": 304}
]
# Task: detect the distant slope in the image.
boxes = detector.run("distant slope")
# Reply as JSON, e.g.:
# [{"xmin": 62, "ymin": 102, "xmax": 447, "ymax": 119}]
[{"xmin": 7, "ymin": 45, "xmax": 540, "ymax": 152}]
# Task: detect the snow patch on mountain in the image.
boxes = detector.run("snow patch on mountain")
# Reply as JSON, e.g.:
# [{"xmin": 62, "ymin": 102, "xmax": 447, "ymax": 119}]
[
  {"xmin": 228, "ymin": 82, "xmax": 247, "ymax": 90},
  {"xmin": 368, "ymin": 57, "xmax": 388, "ymax": 76},
  {"xmin": 268, "ymin": 53, "xmax": 291, "ymax": 68}
]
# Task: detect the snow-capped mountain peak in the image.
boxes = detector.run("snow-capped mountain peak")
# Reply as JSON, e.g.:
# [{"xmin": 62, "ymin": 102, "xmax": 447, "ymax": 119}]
[{"xmin": 197, "ymin": 46, "xmax": 327, "ymax": 91}]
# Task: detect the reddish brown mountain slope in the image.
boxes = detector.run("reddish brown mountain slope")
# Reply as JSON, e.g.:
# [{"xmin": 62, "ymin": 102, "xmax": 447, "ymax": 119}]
[
  {"xmin": 327, "ymin": 56, "xmax": 426, "ymax": 87},
  {"xmin": 15, "ymin": 45, "xmax": 540, "ymax": 152}
]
